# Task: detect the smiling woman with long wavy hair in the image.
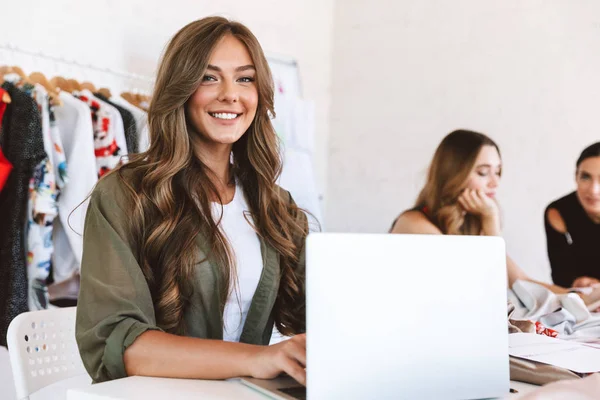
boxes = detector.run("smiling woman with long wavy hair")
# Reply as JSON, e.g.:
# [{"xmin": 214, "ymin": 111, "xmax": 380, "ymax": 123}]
[{"xmin": 75, "ymin": 17, "xmax": 309, "ymax": 385}]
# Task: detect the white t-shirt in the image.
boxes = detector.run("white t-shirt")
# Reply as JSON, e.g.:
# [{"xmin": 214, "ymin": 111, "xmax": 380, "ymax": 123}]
[
  {"xmin": 89, "ymin": 93, "xmax": 128, "ymax": 155},
  {"xmin": 52, "ymin": 92, "xmax": 97, "ymax": 283},
  {"xmin": 212, "ymin": 186, "xmax": 263, "ymax": 342},
  {"xmin": 110, "ymin": 96, "xmax": 150, "ymax": 152}
]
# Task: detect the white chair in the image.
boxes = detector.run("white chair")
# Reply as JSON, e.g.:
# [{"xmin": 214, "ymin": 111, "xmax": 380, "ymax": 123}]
[{"xmin": 7, "ymin": 307, "xmax": 91, "ymax": 399}]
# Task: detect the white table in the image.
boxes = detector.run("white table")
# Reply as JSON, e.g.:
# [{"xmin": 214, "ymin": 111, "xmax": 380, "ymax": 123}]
[
  {"xmin": 66, "ymin": 376, "xmax": 539, "ymax": 399},
  {"xmin": 67, "ymin": 376, "xmax": 264, "ymax": 400}
]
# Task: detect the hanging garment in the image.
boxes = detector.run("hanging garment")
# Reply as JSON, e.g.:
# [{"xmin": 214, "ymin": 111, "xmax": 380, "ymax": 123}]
[
  {"xmin": 73, "ymin": 90, "xmax": 121, "ymax": 178},
  {"xmin": 111, "ymin": 95, "xmax": 149, "ymax": 152},
  {"xmin": 2, "ymin": 79, "xmax": 56, "ymax": 310},
  {"xmin": 86, "ymin": 90, "xmax": 128, "ymax": 157},
  {"xmin": 49, "ymin": 91, "xmax": 97, "ymax": 301},
  {"xmin": 0, "ymin": 88, "xmax": 7, "ymax": 121},
  {"xmin": 0, "ymin": 82, "xmax": 46, "ymax": 346},
  {"xmin": 0, "ymin": 87, "xmax": 13, "ymax": 192},
  {"xmin": 0, "ymin": 147, "xmax": 12, "ymax": 192},
  {"xmin": 30, "ymin": 85, "xmax": 70, "ymax": 309},
  {"xmin": 25, "ymin": 83, "xmax": 68, "ymax": 186},
  {"xmin": 42, "ymin": 85, "xmax": 68, "ymax": 187},
  {"xmin": 7, "ymin": 81, "xmax": 65, "ymax": 311},
  {"xmin": 26, "ymin": 156, "xmax": 58, "ymax": 310},
  {"xmin": 94, "ymin": 93, "xmax": 138, "ymax": 154}
]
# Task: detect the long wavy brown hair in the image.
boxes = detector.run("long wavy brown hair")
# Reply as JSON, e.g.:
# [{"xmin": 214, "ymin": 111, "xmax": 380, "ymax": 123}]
[
  {"xmin": 414, "ymin": 129, "xmax": 500, "ymax": 235},
  {"xmin": 113, "ymin": 17, "xmax": 308, "ymax": 336}
]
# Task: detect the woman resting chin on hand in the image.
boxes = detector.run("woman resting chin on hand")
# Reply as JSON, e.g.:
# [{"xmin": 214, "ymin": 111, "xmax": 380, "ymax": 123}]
[{"xmin": 390, "ymin": 129, "xmax": 579, "ymax": 298}]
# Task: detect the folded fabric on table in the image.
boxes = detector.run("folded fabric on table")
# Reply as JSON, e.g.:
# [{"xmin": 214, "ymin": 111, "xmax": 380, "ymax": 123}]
[{"xmin": 508, "ymin": 280, "xmax": 600, "ymax": 339}]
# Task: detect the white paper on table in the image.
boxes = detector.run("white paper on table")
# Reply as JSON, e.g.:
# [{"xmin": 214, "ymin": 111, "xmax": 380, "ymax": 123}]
[
  {"xmin": 509, "ymin": 333, "xmax": 600, "ymax": 374},
  {"xmin": 570, "ymin": 337, "xmax": 600, "ymax": 350}
]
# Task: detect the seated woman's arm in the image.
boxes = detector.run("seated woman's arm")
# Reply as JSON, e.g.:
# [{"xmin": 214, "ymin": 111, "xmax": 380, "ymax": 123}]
[
  {"xmin": 123, "ymin": 332, "xmax": 259, "ymax": 378},
  {"xmin": 124, "ymin": 330, "xmax": 306, "ymax": 383},
  {"xmin": 507, "ymin": 255, "xmax": 569, "ymax": 294}
]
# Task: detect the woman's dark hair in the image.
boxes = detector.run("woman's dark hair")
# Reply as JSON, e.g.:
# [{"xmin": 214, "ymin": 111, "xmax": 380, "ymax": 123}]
[{"xmin": 576, "ymin": 142, "xmax": 600, "ymax": 169}]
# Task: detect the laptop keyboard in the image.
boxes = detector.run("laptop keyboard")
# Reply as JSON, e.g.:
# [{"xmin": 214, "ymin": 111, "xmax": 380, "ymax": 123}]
[{"xmin": 278, "ymin": 386, "xmax": 307, "ymax": 400}]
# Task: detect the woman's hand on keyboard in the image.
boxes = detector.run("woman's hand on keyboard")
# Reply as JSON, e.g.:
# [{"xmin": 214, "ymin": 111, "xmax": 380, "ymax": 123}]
[{"xmin": 246, "ymin": 333, "xmax": 307, "ymax": 385}]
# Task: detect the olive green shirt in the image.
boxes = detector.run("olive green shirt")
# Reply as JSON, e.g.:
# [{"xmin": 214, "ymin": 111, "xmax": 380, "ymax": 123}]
[{"xmin": 75, "ymin": 171, "xmax": 307, "ymax": 383}]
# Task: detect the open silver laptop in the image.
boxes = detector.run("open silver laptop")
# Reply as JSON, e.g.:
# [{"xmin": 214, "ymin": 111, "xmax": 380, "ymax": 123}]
[{"xmin": 241, "ymin": 233, "xmax": 509, "ymax": 400}]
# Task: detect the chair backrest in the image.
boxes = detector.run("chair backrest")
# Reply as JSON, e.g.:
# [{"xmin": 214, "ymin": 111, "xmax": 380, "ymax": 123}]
[{"xmin": 7, "ymin": 307, "xmax": 88, "ymax": 399}]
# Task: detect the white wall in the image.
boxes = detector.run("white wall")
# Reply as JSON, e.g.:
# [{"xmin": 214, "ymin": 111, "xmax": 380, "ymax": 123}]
[
  {"xmin": 0, "ymin": 0, "xmax": 334, "ymax": 206},
  {"xmin": 328, "ymin": 1, "xmax": 600, "ymax": 281},
  {"xmin": 2, "ymin": 0, "xmax": 598, "ymax": 305}
]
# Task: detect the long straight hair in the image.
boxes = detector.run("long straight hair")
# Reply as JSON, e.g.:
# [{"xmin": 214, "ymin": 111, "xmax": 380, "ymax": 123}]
[
  {"xmin": 415, "ymin": 129, "xmax": 500, "ymax": 235},
  {"xmin": 114, "ymin": 17, "xmax": 307, "ymax": 335}
]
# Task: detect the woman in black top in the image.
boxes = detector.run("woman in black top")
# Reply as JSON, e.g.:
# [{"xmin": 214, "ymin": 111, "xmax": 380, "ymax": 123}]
[{"xmin": 545, "ymin": 142, "xmax": 600, "ymax": 288}]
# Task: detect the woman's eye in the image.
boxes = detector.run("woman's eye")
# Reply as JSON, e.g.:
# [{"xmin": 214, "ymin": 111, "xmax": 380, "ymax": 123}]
[
  {"xmin": 202, "ymin": 75, "xmax": 217, "ymax": 82},
  {"xmin": 238, "ymin": 77, "xmax": 255, "ymax": 83},
  {"xmin": 477, "ymin": 171, "xmax": 488, "ymax": 177}
]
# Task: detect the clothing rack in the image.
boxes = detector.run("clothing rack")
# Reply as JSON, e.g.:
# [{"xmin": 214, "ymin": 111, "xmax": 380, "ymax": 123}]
[
  {"xmin": 0, "ymin": 43, "xmax": 154, "ymax": 84},
  {"xmin": 2, "ymin": 44, "xmax": 298, "ymax": 83},
  {"xmin": 1, "ymin": 44, "xmax": 303, "ymax": 97}
]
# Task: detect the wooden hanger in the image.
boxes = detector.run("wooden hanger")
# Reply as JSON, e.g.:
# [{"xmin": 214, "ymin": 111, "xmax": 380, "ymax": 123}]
[
  {"xmin": 98, "ymin": 87, "xmax": 112, "ymax": 98},
  {"xmin": 30, "ymin": 72, "xmax": 56, "ymax": 92},
  {"xmin": 0, "ymin": 66, "xmax": 13, "ymax": 103},
  {"xmin": 29, "ymin": 72, "xmax": 62, "ymax": 106},
  {"xmin": 68, "ymin": 78, "xmax": 82, "ymax": 92},
  {"xmin": 120, "ymin": 91, "xmax": 139, "ymax": 106},
  {"xmin": 51, "ymin": 76, "xmax": 73, "ymax": 93},
  {"xmin": 5, "ymin": 65, "xmax": 38, "ymax": 90},
  {"xmin": 1, "ymin": 65, "xmax": 31, "ymax": 84},
  {"xmin": 80, "ymin": 81, "xmax": 97, "ymax": 92},
  {"xmin": 11, "ymin": 66, "xmax": 27, "ymax": 79},
  {"xmin": 134, "ymin": 92, "xmax": 144, "ymax": 107},
  {"xmin": 0, "ymin": 65, "xmax": 13, "ymax": 76}
]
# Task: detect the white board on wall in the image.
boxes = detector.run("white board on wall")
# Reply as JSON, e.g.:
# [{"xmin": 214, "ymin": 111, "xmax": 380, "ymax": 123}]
[{"xmin": 268, "ymin": 55, "xmax": 323, "ymax": 229}]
